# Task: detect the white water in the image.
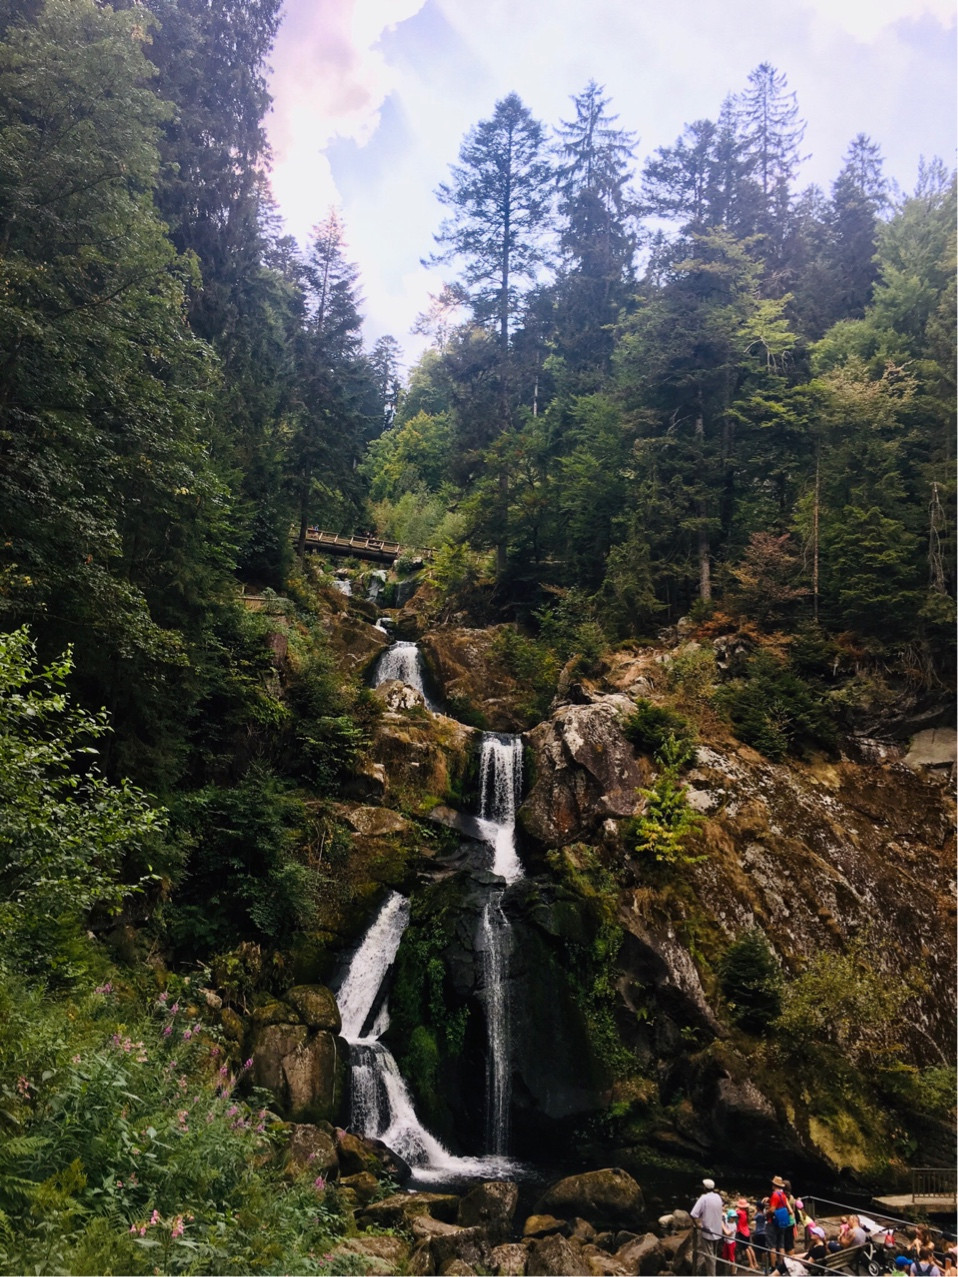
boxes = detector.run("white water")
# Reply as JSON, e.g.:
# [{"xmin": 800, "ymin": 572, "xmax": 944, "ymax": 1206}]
[
  {"xmin": 478, "ymin": 732, "xmax": 524, "ymax": 882},
  {"xmin": 478, "ymin": 895, "xmax": 512, "ymax": 1153},
  {"xmin": 374, "ymin": 640, "xmax": 439, "ymax": 711},
  {"xmin": 332, "ymin": 576, "xmax": 352, "ymax": 596},
  {"xmin": 337, "ymin": 891, "xmax": 518, "ymax": 1183},
  {"xmin": 475, "ymin": 732, "xmax": 524, "ymax": 1154}
]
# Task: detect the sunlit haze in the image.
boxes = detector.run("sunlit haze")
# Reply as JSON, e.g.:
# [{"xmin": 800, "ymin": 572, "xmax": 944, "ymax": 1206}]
[{"xmin": 266, "ymin": 0, "xmax": 957, "ymax": 369}]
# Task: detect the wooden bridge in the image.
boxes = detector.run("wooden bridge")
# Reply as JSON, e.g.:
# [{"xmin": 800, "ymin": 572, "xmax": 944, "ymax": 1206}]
[{"xmin": 299, "ymin": 530, "xmax": 403, "ymax": 564}]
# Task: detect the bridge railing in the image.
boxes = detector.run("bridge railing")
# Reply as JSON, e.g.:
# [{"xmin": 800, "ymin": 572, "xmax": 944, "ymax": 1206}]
[
  {"xmin": 296, "ymin": 530, "xmax": 434, "ymax": 562},
  {"xmin": 912, "ymin": 1166, "xmax": 958, "ymax": 1200}
]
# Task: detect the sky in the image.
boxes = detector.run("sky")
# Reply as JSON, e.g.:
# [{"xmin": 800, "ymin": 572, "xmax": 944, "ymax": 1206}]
[{"xmin": 265, "ymin": 0, "xmax": 956, "ymax": 370}]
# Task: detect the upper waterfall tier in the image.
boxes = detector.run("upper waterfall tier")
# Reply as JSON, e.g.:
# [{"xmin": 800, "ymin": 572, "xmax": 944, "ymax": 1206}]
[{"xmin": 478, "ymin": 732, "xmax": 524, "ymax": 883}]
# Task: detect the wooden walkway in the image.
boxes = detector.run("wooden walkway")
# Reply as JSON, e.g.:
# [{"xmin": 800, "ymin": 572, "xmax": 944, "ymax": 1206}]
[{"xmin": 299, "ymin": 531, "xmax": 403, "ymax": 563}]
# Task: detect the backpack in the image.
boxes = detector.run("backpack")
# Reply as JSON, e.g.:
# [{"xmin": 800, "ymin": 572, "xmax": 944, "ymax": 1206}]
[{"xmin": 774, "ymin": 1205, "xmax": 791, "ymax": 1227}]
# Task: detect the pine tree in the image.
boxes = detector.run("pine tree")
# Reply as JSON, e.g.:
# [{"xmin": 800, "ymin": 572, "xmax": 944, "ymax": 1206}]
[
  {"xmin": 428, "ymin": 93, "xmax": 553, "ymax": 351},
  {"xmin": 552, "ymin": 82, "xmax": 637, "ymax": 381}
]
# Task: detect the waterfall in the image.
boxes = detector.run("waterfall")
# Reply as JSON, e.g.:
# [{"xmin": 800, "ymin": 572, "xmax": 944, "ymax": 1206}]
[
  {"xmin": 475, "ymin": 732, "xmax": 523, "ymax": 1154},
  {"xmin": 478, "ymin": 895, "xmax": 512, "ymax": 1153},
  {"xmin": 373, "ymin": 641, "xmax": 440, "ymax": 711},
  {"xmin": 478, "ymin": 732, "xmax": 524, "ymax": 883},
  {"xmin": 336, "ymin": 890, "xmax": 517, "ymax": 1184}
]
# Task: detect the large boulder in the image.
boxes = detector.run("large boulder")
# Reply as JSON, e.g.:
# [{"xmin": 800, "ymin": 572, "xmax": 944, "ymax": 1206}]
[
  {"xmin": 419, "ymin": 628, "xmax": 529, "ymax": 730},
  {"xmin": 524, "ymin": 1234, "xmax": 592, "ymax": 1276},
  {"xmin": 457, "ymin": 1180, "xmax": 519, "ymax": 1238},
  {"xmin": 285, "ymin": 1122, "xmax": 339, "ymax": 1177},
  {"xmin": 520, "ymin": 696, "xmax": 646, "ymax": 846},
  {"xmin": 249, "ymin": 1004, "xmax": 349, "ymax": 1124},
  {"xmin": 534, "ymin": 1168, "xmax": 645, "ymax": 1232},
  {"xmin": 488, "ymin": 1243, "xmax": 527, "ymax": 1275},
  {"xmin": 613, "ymin": 1232, "xmax": 666, "ymax": 1275},
  {"xmin": 284, "ymin": 985, "xmax": 341, "ymax": 1032}
]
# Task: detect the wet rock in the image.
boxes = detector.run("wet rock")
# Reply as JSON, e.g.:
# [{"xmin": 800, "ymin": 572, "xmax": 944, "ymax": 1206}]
[
  {"xmin": 534, "ymin": 1168, "xmax": 645, "ymax": 1232},
  {"xmin": 360, "ymin": 1191, "xmax": 461, "ymax": 1229},
  {"xmin": 334, "ymin": 1235, "xmax": 412, "ymax": 1274},
  {"xmin": 285, "ymin": 1123, "xmax": 338, "ymax": 1177},
  {"xmin": 904, "ymin": 726, "xmax": 956, "ymax": 771},
  {"xmin": 488, "ymin": 1242, "xmax": 527, "ymax": 1275},
  {"xmin": 339, "ymin": 805, "xmax": 411, "ymax": 839},
  {"xmin": 580, "ymin": 1246, "xmax": 633, "ymax": 1276},
  {"xmin": 251, "ymin": 1000, "xmax": 301, "ymax": 1028},
  {"xmin": 284, "ymin": 985, "xmax": 341, "ymax": 1032},
  {"xmin": 569, "ymin": 1216, "xmax": 596, "ymax": 1242},
  {"xmin": 429, "ymin": 1223, "xmax": 489, "ymax": 1273},
  {"xmin": 343, "ymin": 758, "xmax": 387, "ymax": 801},
  {"xmin": 525, "ymin": 1233, "xmax": 592, "ymax": 1276},
  {"xmin": 419, "ymin": 627, "xmax": 528, "ymax": 730},
  {"xmin": 280, "ymin": 1031, "xmax": 348, "ymax": 1122},
  {"xmin": 457, "ymin": 1180, "xmax": 519, "ymax": 1236},
  {"xmin": 250, "ymin": 1023, "xmax": 308, "ymax": 1093},
  {"xmin": 339, "ymin": 1170, "xmax": 380, "ymax": 1203},
  {"xmin": 664, "ymin": 1228, "xmax": 696, "ymax": 1274},
  {"xmin": 614, "ymin": 1232, "xmax": 666, "ymax": 1275},
  {"xmin": 407, "ymin": 1241, "xmax": 436, "ymax": 1276},
  {"xmin": 520, "ymin": 696, "xmax": 646, "ymax": 846},
  {"xmin": 522, "ymin": 1213, "xmax": 568, "ymax": 1238}
]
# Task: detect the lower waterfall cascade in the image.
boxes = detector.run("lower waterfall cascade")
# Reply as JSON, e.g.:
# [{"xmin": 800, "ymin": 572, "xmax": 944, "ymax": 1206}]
[
  {"xmin": 334, "ymin": 890, "xmax": 519, "ymax": 1184},
  {"xmin": 475, "ymin": 732, "xmax": 524, "ymax": 1154}
]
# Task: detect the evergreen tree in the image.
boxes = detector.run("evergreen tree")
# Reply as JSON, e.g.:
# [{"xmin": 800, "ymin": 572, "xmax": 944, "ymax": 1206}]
[
  {"xmin": 289, "ymin": 211, "xmax": 377, "ymax": 551},
  {"xmin": 739, "ymin": 62, "xmax": 807, "ymax": 245},
  {"xmin": 0, "ymin": 0, "xmax": 235, "ymax": 788},
  {"xmin": 824, "ymin": 134, "xmax": 888, "ymax": 326},
  {"xmin": 428, "ymin": 92, "xmax": 553, "ymax": 351},
  {"xmin": 552, "ymin": 81, "xmax": 637, "ymax": 382}
]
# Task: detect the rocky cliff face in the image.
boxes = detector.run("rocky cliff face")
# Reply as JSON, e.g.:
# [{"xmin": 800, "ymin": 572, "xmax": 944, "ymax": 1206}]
[{"xmin": 248, "ymin": 600, "xmax": 955, "ymax": 1190}]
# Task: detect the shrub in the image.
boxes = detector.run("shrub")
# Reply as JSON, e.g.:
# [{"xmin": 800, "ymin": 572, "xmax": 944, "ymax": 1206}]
[
  {"xmin": 713, "ymin": 649, "xmax": 837, "ymax": 761},
  {"xmin": 622, "ymin": 699, "xmax": 696, "ymax": 759},
  {"xmin": 631, "ymin": 735, "xmax": 704, "ymax": 866},
  {"xmin": 718, "ymin": 929, "xmax": 783, "ymax": 1033}
]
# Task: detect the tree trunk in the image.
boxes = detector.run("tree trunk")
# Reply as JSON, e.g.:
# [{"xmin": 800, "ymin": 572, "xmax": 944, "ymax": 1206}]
[
  {"xmin": 695, "ymin": 409, "xmax": 711, "ymax": 602},
  {"xmin": 812, "ymin": 448, "xmax": 820, "ymax": 620}
]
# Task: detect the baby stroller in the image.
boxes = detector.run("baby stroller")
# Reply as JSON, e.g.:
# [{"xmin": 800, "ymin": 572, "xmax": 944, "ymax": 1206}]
[{"xmin": 855, "ymin": 1237, "xmax": 894, "ymax": 1276}]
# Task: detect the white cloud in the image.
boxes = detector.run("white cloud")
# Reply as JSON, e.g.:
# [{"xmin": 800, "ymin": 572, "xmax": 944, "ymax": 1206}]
[
  {"xmin": 268, "ymin": 0, "xmax": 428, "ymax": 242},
  {"xmin": 800, "ymin": 0, "xmax": 955, "ymax": 41}
]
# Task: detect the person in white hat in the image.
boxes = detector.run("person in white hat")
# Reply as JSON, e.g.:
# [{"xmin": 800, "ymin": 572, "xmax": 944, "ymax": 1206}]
[{"xmin": 691, "ymin": 1178, "xmax": 725, "ymax": 1276}]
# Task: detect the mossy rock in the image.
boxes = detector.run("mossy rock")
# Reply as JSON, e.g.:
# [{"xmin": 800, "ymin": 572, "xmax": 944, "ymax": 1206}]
[{"xmin": 285, "ymin": 984, "xmax": 341, "ymax": 1032}]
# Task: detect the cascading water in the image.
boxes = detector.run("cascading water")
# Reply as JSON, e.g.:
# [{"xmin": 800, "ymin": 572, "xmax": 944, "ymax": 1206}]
[
  {"xmin": 477, "ymin": 733, "xmax": 524, "ymax": 883},
  {"xmin": 335, "ymin": 890, "xmax": 516, "ymax": 1184},
  {"xmin": 373, "ymin": 640, "xmax": 440, "ymax": 711},
  {"xmin": 475, "ymin": 732, "xmax": 523, "ymax": 1154}
]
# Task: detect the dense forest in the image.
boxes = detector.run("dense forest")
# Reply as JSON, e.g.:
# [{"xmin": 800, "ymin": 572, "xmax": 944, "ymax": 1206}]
[{"xmin": 0, "ymin": 0, "xmax": 954, "ymax": 1272}]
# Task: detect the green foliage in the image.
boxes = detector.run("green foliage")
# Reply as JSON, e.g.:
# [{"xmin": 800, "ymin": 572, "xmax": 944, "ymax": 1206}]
[
  {"xmin": 664, "ymin": 645, "xmax": 717, "ymax": 705},
  {"xmin": 631, "ymin": 735, "xmax": 704, "ymax": 865},
  {"xmin": 163, "ymin": 766, "xmax": 320, "ymax": 958},
  {"xmin": 0, "ymin": 972, "xmax": 352, "ymax": 1274},
  {"xmin": 718, "ymin": 929, "xmax": 783, "ymax": 1033},
  {"xmin": 773, "ymin": 930, "xmax": 919, "ymax": 1075},
  {"xmin": 622, "ymin": 699, "xmax": 696, "ymax": 758},
  {"xmin": 390, "ymin": 909, "xmax": 470, "ymax": 1075},
  {"xmin": 0, "ymin": 629, "xmax": 164, "ymax": 980},
  {"xmin": 489, "ymin": 625, "xmax": 560, "ymax": 723},
  {"xmin": 714, "ymin": 648, "xmax": 837, "ymax": 760}
]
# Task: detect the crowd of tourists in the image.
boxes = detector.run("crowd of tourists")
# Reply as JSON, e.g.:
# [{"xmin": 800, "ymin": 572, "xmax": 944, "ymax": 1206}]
[{"xmin": 690, "ymin": 1176, "xmax": 955, "ymax": 1276}]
